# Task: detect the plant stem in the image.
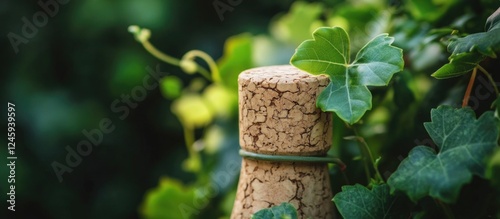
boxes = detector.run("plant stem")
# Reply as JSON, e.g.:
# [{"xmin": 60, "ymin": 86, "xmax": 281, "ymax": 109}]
[
  {"xmin": 142, "ymin": 40, "xmax": 181, "ymax": 66},
  {"xmin": 182, "ymin": 122, "xmax": 201, "ymax": 174},
  {"xmin": 476, "ymin": 64, "xmax": 499, "ymax": 96},
  {"xmin": 182, "ymin": 124, "xmax": 195, "ymax": 156},
  {"xmin": 183, "ymin": 50, "xmax": 221, "ymax": 83},
  {"xmin": 462, "ymin": 67, "xmax": 477, "ymax": 108},
  {"xmin": 340, "ymin": 168, "xmax": 350, "ymax": 185},
  {"xmin": 352, "ymin": 126, "xmax": 385, "ymax": 184},
  {"xmin": 141, "ymin": 40, "xmax": 215, "ymax": 82},
  {"xmin": 355, "ymin": 137, "xmax": 371, "ymax": 183},
  {"xmin": 436, "ymin": 199, "xmax": 455, "ymax": 219}
]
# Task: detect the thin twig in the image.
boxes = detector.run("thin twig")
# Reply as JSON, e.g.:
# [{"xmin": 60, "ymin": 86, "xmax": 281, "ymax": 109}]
[
  {"xmin": 462, "ymin": 67, "xmax": 477, "ymax": 108},
  {"xmin": 352, "ymin": 126, "xmax": 385, "ymax": 184}
]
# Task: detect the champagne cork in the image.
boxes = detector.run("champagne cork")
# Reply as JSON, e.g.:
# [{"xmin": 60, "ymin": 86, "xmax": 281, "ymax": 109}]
[{"xmin": 231, "ymin": 65, "xmax": 335, "ymax": 219}]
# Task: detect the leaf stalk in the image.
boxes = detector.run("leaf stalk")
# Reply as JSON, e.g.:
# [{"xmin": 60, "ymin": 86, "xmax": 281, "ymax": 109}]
[
  {"xmin": 476, "ymin": 64, "xmax": 499, "ymax": 96},
  {"xmin": 352, "ymin": 126, "xmax": 385, "ymax": 184},
  {"xmin": 462, "ymin": 67, "xmax": 477, "ymax": 108}
]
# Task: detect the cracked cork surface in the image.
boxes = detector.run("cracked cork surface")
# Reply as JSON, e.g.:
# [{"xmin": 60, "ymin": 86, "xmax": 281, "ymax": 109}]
[{"xmin": 231, "ymin": 65, "xmax": 335, "ymax": 219}]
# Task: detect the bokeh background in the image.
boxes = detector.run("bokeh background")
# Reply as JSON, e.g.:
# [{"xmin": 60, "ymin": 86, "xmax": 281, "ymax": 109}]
[
  {"xmin": 1, "ymin": 1, "xmax": 297, "ymax": 218},
  {"xmin": 2, "ymin": 0, "xmax": 500, "ymax": 218}
]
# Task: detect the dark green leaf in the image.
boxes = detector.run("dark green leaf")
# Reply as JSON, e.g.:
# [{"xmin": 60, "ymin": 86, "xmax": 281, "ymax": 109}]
[
  {"xmin": 333, "ymin": 184, "xmax": 408, "ymax": 219},
  {"xmin": 388, "ymin": 106, "xmax": 499, "ymax": 203},
  {"xmin": 251, "ymin": 202, "xmax": 298, "ymax": 219},
  {"xmin": 486, "ymin": 7, "xmax": 500, "ymax": 31},
  {"xmin": 431, "ymin": 53, "xmax": 485, "ymax": 79},
  {"xmin": 290, "ymin": 27, "xmax": 404, "ymax": 124},
  {"xmin": 448, "ymin": 7, "xmax": 500, "ymax": 58}
]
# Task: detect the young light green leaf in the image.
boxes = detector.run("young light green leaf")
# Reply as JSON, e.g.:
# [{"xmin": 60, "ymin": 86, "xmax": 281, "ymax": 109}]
[
  {"xmin": 290, "ymin": 27, "xmax": 404, "ymax": 124},
  {"xmin": 431, "ymin": 53, "xmax": 485, "ymax": 79},
  {"xmin": 217, "ymin": 33, "xmax": 254, "ymax": 91},
  {"xmin": 388, "ymin": 106, "xmax": 499, "ymax": 203},
  {"xmin": 448, "ymin": 7, "xmax": 500, "ymax": 58},
  {"xmin": 160, "ymin": 76, "xmax": 183, "ymax": 99},
  {"xmin": 251, "ymin": 202, "xmax": 298, "ymax": 219},
  {"xmin": 270, "ymin": 1, "xmax": 324, "ymax": 45},
  {"xmin": 140, "ymin": 177, "xmax": 197, "ymax": 219},
  {"xmin": 333, "ymin": 184, "xmax": 409, "ymax": 219}
]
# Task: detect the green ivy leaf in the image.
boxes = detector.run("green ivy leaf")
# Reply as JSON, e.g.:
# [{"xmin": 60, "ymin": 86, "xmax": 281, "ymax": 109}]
[
  {"xmin": 333, "ymin": 184, "xmax": 409, "ymax": 219},
  {"xmin": 448, "ymin": 7, "xmax": 500, "ymax": 58},
  {"xmin": 290, "ymin": 27, "xmax": 404, "ymax": 124},
  {"xmin": 251, "ymin": 202, "xmax": 298, "ymax": 219},
  {"xmin": 388, "ymin": 106, "xmax": 499, "ymax": 203},
  {"xmin": 431, "ymin": 53, "xmax": 485, "ymax": 79}
]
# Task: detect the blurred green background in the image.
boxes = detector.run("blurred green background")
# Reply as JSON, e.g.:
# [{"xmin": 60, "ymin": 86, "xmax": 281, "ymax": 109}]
[
  {"xmin": 1, "ymin": 1, "xmax": 297, "ymax": 218},
  {"xmin": 2, "ymin": 0, "xmax": 500, "ymax": 218}
]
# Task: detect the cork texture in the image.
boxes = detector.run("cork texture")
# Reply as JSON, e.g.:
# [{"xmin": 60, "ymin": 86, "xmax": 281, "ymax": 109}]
[
  {"xmin": 238, "ymin": 65, "xmax": 332, "ymax": 156},
  {"xmin": 232, "ymin": 65, "xmax": 335, "ymax": 219}
]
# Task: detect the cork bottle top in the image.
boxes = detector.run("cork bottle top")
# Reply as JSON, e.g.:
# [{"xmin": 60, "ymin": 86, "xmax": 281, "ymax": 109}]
[{"xmin": 238, "ymin": 65, "xmax": 332, "ymax": 156}]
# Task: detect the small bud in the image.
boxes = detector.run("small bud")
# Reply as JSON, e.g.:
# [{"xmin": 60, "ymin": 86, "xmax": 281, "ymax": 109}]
[
  {"xmin": 137, "ymin": 29, "xmax": 151, "ymax": 43},
  {"xmin": 127, "ymin": 25, "xmax": 140, "ymax": 34},
  {"xmin": 180, "ymin": 59, "xmax": 197, "ymax": 74}
]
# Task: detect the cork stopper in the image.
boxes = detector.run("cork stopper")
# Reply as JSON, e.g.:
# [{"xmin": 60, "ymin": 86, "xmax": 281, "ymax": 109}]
[
  {"xmin": 238, "ymin": 65, "xmax": 332, "ymax": 156},
  {"xmin": 232, "ymin": 65, "xmax": 335, "ymax": 219}
]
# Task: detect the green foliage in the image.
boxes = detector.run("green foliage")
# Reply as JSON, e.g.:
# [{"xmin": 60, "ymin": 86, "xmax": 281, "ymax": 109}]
[
  {"xmin": 486, "ymin": 149, "xmax": 500, "ymax": 189},
  {"xmin": 433, "ymin": 7, "xmax": 500, "ymax": 79},
  {"xmin": 123, "ymin": 1, "xmax": 500, "ymax": 219},
  {"xmin": 333, "ymin": 184, "xmax": 408, "ymax": 219},
  {"xmin": 171, "ymin": 94, "xmax": 213, "ymax": 129},
  {"xmin": 448, "ymin": 7, "xmax": 500, "ymax": 58},
  {"xmin": 431, "ymin": 53, "xmax": 485, "ymax": 79},
  {"xmin": 141, "ymin": 178, "xmax": 197, "ymax": 219},
  {"xmin": 388, "ymin": 106, "xmax": 499, "ymax": 203},
  {"xmin": 160, "ymin": 76, "xmax": 183, "ymax": 99},
  {"xmin": 271, "ymin": 1, "xmax": 324, "ymax": 45},
  {"xmin": 217, "ymin": 33, "xmax": 254, "ymax": 90},
  {"xmin": 406, "ymin": 0, "xmax": 459, "ymax": 22},
  {"xmin": 290, "ymin": 27, "xmax": 404, "ymax": 124},
  {"xmin": 251, "ymin": 203, "xmax": 298, "ymax": 219}
]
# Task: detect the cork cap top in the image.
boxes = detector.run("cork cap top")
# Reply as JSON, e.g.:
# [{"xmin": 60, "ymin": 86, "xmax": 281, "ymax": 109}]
[{"xmin": 238, "ymin": 65, "xmax": 332, "ymax": 156}]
